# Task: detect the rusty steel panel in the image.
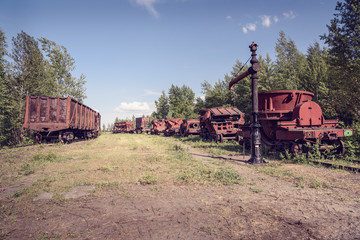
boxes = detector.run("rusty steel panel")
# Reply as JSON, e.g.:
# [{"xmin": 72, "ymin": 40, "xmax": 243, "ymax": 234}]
[
  {"xmin": 180, "ymin": 119, "xmax": 200, "ymax": 136},
  {"xmin": 151, "ymin": 119, "xmax": 166, "ymax": 135},
  {"xmin": 164, "ymin": 118, "xmax": 183, "ymax": 136},
  {"xmin": 259, "ymin": 90, "xmax": 314, "ymax": 111},
  {"xmin": 199, "ymin": 107, "xmax": 243, "ymax": 118},
  {"xmin": 135, "ymin": 117, "xmax": 150, "ymax": 133}
]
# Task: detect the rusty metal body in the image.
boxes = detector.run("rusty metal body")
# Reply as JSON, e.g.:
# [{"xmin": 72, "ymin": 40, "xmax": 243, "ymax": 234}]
[
  {"xmin": 239, "ymin": 90, "xmax": 352, "ymax": 154},
  {"xmin": 23, "ymin": 96, "xmax": 101, "ymax": 143},
  {"xmin": 151, "ymin": 119, "xmax": 166, "ymax": 135},
  {"xmin": 135, "ymin": 117, "xmax": 150, "ymax": 134},
  {"xmin": 164, "ymin": 118, "xmax": 184, "ymax": 136},
  {"xmin": 180, "ymin": 119, "xmax": 200, "ymax": 137},
  {"xmin": 199, "ymin": 107, "xmax": 245, "ymax": 142},
  {"xmin": 113, "ymin": 122, "xmax": 134, "ymax": 133}
]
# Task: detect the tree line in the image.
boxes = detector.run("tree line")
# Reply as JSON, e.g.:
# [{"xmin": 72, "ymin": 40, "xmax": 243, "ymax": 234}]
[
  {"xmin": 0, "ymin": 30, "xmax": 86, "ymax": 146},
  {"xmin": 151, "ymin": 0, "xmax": 360, "ymax": 154}
]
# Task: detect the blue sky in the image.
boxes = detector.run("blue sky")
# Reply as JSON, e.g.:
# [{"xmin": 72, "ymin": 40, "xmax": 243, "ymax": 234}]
[{"xmin": 1, "ymin": 0, "xmax": 338, "ymax": 126}]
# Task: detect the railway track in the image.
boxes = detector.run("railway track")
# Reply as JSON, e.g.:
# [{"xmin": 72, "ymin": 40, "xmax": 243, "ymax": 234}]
[
  {"xmin": 310, "ymin": 160, "xmax": 360, "ymax": 173},
  {"xmin": 1, "ymin": 138, "xmax": 93, "ymax": 150},
  {"xmin": 1, "ymin": 143, "xmax": 52, "ymax": 150}
]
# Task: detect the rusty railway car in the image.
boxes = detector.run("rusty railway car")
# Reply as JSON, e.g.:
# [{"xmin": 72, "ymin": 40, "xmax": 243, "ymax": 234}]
[
  {"xmin": 199, "ymin": 107, "xmax": 245, "ymax": 142},
  {"xmin": 151, "ymin": 119, "xmax": 166, "ymax": 135},
  {"xmin": 135, "ymin": 117, "xmax": 150, "ymax": 134},
  {"xmin": 164, "ymin": 118, "xmax": 184, "ymax": 136},
  {"xmin": 113, "ymin": 122, "xmax": 134, "ymax": 134},
  {"xmin": 238, "ymin": 90, "xmax": 353, "ymax": 154},
  {"xmin": 23, "ymin": 96, "xmax": 101, "ymax": 143},
  {"xmin": 180, "ymin": 119, "xmax": 200, "ymax": 137}
]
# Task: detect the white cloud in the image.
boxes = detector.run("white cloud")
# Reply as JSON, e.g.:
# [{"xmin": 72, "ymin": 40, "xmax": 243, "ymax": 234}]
[
  {"xmin": 273, "ymin": 16, "xmax": 279, "ymax": 23},
  {"xmin": 133, "ymin": 0, "xmax": 159, "ymax": 18},
  {"xmin": 260, "ymin": 15, "xmax": 271, "ymax": 27},
  {"xmin": 114, "ymin": 101, "xmax": 151, "ymax": 112},
  {"xmin": 283, "ymin": 10, "xmax": 296, "ymax": 20},
  {"xmin": 226, "ymin": 15, "xmax": 232, "ymax": 20},
  {"xmin": 242, "ymin": 23, "xmax": 256, "ymax": 34},
  {"xmin": 113, "ymin": 101, "xmax": 156, "ymax": 120}
]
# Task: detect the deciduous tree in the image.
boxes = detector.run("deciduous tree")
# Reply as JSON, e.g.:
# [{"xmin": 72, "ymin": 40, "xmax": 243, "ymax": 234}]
[
  {"xmin": 39, "ymin": 37, "xmax": 86, "ymax": 102},
  {"xmin": 168, "ymin": 84, "xmax": 195, "ymax": 118},
  {"xmin": 154, "ymin": 90, "xmax": 170, "ymax": 119}
]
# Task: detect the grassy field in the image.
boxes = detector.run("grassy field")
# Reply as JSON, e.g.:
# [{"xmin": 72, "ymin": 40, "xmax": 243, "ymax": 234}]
[
  {"xmin": 2, "ymin": 132, "xmax": 360, "ymax": 239},
  {"xmin": 0, "ymin": 133, "xmax": 243, "ymax": 203}
]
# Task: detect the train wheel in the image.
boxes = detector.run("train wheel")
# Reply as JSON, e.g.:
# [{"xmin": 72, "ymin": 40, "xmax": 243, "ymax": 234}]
[
  {"xmin": 35, "ymin": 134, "xmax": 42, "ymax": 144},
  {"xmin": 180, "ymin": 128, "xmax": 185, "ymax": 137},
  {"xmin": 218, "ymin": 134, "xmax": 224, "ymax": 143},
  {"xmin": 58, "ymin": 132, "xmax": 64, "ymax": 144},
  {"xmin": 334, "ymin": 139, "xmax": 346, "ymax": 155},
  {"xmin": 214, "ymin": 134, "xmax": 223, "ymax": 143},
  {"xmin": 290, "ymin": 142, "xmax": 303, "ymax": 154}
]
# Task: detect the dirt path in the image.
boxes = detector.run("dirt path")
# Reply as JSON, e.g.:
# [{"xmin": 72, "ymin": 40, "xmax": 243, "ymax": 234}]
[{"xmin": 1, "ymin": 144, "xmax": 360, "ymax": 239}]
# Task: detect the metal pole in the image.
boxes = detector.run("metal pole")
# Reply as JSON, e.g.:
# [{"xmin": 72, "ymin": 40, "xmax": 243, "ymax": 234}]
[{"xmin": 248, "ymin": 43, "xmax": 265, "ymax": 164}]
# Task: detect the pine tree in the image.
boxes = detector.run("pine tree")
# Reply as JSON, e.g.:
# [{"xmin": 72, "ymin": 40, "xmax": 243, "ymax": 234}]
[
  {"xmin": 0, "ymin": 29, "xmax": 16, "ymax": 145},
  {"xmin": 274, "ymin": 31, "xmax": 306, "ymax": 90},
  {"xmin": 320, "ymin": 0, "xmax": 360, "ymax": 124},
  {"xmin": 302, "ymin": 42, "xmax": 337, "ymax": 119}
]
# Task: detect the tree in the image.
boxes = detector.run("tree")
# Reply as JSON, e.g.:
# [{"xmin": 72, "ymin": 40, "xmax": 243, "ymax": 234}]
[
  {"xmin": 301, "ymin": 42, "xmax": 338, "ymax": 119},
  {"xmin": 320, "ymin": 0, "xmax": 360, "ymax": 124},
  {"xmin": 11, "ymin": 31, "xmax": 52, "ymax": 98},
  {"xmin": 9, "ymin": 31, "xmax": 52, "ymax": 143},
  {"xmin": 154, "ymin": 90, "xmax": 170, "ymax": 119},
  {"xmin": 193, "ymin": 96, "xmax": 206, "ymax": 115},
  {"xmin": 257, "ymin": 54, "xmax": 276, "ymax": 91},
  {"xmin": 168, "ymin": 84, "xmax": 196, "ymax": 118},
  {"xmin": 39, "ymin": 38, "xmax": 86, "ymax": 102},
  {"xmin": 274, "ymin": 31, "xmax": 307, "ymax": 90},
  {"xmin": 0, "ymin": 29, "xmax": 17, "ymax": 145}
]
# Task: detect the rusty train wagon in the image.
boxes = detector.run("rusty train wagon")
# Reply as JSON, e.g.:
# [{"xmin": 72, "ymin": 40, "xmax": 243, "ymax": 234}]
[
  {"xmin": 164, "ymin": 118, "xmax": 184, "ymax": 136},
  {"xmin": 240, "ymin": 90, "xmax": 353, "ymax": 154},
  {"xmin": 151, "ymin": 119, "xmax": 166, "ymax": 135},
  {"xmin": 113, "ymin": 122, "xmax": 135, "ymax": 134},
  {"xmin": 199, "ymin": 107, "xmax": 245, "ymax": 142},
  {"xmin": 180, "ymin": 119, "xmax": 200, "ymax": 137},
  {"xmin": 135, "ymin": 117, "xmax": 150, "ymax": 134},
  {"xmin": 23, "ymin": 96, "xmax": 101, "ymax": 143}
]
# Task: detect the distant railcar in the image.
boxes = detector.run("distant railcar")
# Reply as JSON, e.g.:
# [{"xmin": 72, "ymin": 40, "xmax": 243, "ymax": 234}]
[
  {"xmin": 151, "ymin": 119, "xmax": 166, "ymax": 135},
  {"xmin": 180, "ymin": 119, "xmax": 200, "ymax": 137},
  {"xmin": 199, "ymin": 107, "xmax": 245, "ymax": 142},
  {"xmin": 135, "ymin": 117, "xmax": 150, "ymax": 134},
  {"xmin": 23, "ymin": 96, "xmax": 101, "ymax": 143},
  {"xmin": 164, "ymin": 118, "xmax": 184, "ymax": 136},
  {"xmin": 113, "ymin": 122, "xmax": 135, "ymax": 134}
]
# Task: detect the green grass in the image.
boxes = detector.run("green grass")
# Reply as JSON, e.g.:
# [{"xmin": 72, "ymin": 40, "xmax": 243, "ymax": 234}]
[
  {"xmin": 178, "ymin": 136, "xmax": 245, "ymax": 156},
  {"xmin": 0, "ymin": 133, "xmax": 243, "ymax": 205}
]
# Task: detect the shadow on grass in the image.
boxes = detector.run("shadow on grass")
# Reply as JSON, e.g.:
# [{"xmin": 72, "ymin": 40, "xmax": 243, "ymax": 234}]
[{"xmin": 190, "ymin": 152, "xmax": 250, "ymax": 164}]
